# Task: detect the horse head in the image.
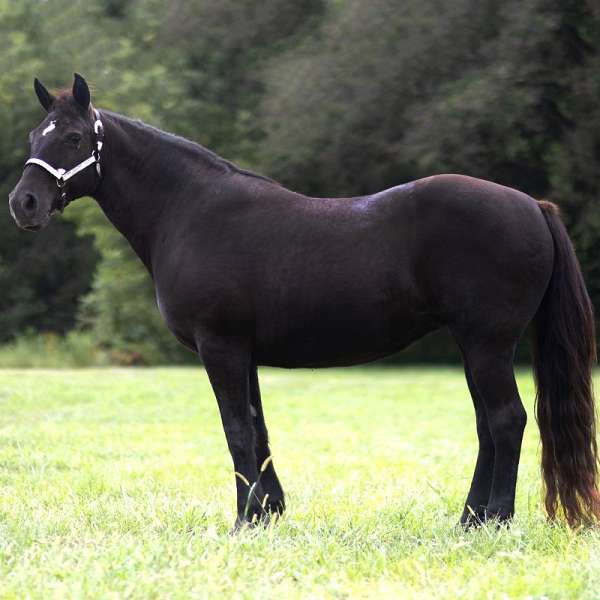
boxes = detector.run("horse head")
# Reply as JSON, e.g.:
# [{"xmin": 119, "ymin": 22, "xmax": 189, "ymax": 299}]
[{"xmin": 9, "ymin": 73, "xmax": 103, "ymax": 231}]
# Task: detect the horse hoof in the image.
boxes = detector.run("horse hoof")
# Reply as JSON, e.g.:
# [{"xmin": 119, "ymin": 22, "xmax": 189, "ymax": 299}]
[
  {"xmin": 483, "ymin": 507, "xmax": 514, "ymax": 525},
  {"xmin": 229, "ymin": 518, "xmax": 255, "ymax": 535},
  {"xmin": 230, "ymin": 510, "xmax": 277, "ymax": 534},
  {"xmin": 459, "ymin": 505, "xmax": 487, "ymax": 529},
  {"xmin": 459, "ymin": 510, "xmax": 513, "ymax": 531}
]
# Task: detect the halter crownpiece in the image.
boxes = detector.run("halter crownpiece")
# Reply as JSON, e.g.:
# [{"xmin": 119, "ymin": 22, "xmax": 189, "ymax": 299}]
[{"xmin": 24, "ymin": 108, "xmax": 104, "ymax": 212}]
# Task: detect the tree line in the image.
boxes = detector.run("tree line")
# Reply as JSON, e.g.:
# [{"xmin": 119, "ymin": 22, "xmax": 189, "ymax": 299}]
[{"xmin": 0, "ymin": 0, "xmax": 598, "ymax": 363}]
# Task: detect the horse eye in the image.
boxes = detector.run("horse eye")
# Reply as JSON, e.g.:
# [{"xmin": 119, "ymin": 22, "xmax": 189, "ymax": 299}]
[{"xmin": 65, "ymin": 133, "xmax": 82, "ymax": 145}]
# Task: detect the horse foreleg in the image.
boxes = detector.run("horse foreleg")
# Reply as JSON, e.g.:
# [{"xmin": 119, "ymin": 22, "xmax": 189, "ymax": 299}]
[
  {"xmin": 200, "ymin": 338, "xmax": 267, "ymax": 528},
  {"xmin": 249, "ymin": 364, "xmax": 286, "ymax": 516}
]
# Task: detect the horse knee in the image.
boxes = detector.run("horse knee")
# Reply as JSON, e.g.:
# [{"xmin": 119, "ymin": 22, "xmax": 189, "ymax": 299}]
[
  {"xmin": 475, "ymin": 412, "xmax": 493, "ymax": 446},
  {"xmin": 224, "ymin": 424, "xmax": 254, "ymax": 459},
  {"xmin": 489, "ymin": 405, "xmax": 527, "ymax": 449}
]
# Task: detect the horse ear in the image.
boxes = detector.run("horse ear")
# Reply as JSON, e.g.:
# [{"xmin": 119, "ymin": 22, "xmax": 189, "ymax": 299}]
[
  {"xmin": 72, "ymin": 73, "xmax": 90, "ymax": 110},
  {"xmin": 34, "ymin": 78, "xmax": 55, "ymax": 112}
]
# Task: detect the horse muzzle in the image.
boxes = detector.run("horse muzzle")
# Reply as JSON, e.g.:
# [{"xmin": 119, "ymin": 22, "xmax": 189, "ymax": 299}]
[{"xmin": 8, "ymin": 186, "xmax": 51, "ymax": 231}]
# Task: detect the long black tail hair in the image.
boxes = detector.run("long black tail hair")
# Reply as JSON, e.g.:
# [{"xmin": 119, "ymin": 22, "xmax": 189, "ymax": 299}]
[{"xmin": 532, "ymin": 200, "xmax": 600, "ymax": 527}]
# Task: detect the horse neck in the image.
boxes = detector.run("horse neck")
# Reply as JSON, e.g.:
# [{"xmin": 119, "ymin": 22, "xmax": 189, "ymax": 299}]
[{"xmin": 91, "ymin": 111, "xmax": 221, "ymax": 273}]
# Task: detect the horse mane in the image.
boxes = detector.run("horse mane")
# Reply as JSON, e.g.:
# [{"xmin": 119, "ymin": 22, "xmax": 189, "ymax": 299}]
[{"xmin": 103, "ymin": 109, "xmax": 278, "ymax": 185}]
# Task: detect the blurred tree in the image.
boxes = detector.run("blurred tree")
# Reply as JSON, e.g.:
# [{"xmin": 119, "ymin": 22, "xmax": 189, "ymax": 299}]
[
  {"xmin": 548, "ymin": 8, "xmax": 600, "ymax": 331},
  {"xmin": 0, "ymin": 0, "xmax": 183, "ymax": 355},
  {"xmin": 0, "ymin": 0, "xmax": 99, "ymax": 341},
  {"xmin": 259, "ymin": 0, "xmax": 503, "ymax": 195},
  {"xmin": 75, "ymin": 0, "xmax": 325, "ymax": 362},
  {"xmin": 2, "ymin": 0, "xmax": 599, "ymax": 362},
  {"xmin": 159, "ymin": 0, "xmax": 325, "ymax": 164},
  {"xmin": 259, "ymin": 0, "xmax": 600, "ymax": 354}
]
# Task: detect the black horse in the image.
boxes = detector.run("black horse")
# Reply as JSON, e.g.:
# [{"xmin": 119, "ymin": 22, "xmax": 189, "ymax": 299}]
[{"xmin": 9, "ymin": 74, "xmax": 600, "ymax": 529}]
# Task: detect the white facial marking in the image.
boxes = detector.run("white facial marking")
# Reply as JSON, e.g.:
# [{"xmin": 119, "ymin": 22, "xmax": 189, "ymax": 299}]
[{"xmin": 42, "ymin": 120, "xmax": 56, "ymax": 136}]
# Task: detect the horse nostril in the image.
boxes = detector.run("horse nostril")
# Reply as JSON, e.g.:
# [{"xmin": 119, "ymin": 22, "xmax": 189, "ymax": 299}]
[{"xmin": 23, "ymin": 193, "xmax": 38, "ymax": 214}]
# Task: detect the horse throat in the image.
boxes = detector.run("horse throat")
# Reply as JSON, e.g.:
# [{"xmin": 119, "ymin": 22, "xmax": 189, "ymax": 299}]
[{"xmin": 91, "ymin": 112, "xmax": 195, "ymax": 274}]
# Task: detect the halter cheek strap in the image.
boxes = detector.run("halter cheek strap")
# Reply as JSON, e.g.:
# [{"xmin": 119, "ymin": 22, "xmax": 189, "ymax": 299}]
[{"xmin": 24, "ymin": 108, "xmax": 104, "ymax": 211}]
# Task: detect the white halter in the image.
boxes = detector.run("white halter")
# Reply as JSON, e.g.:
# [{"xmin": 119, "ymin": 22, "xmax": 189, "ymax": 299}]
[{"xmin": 25, "ymin": 108, "xmax": 104, "ymax": 189}]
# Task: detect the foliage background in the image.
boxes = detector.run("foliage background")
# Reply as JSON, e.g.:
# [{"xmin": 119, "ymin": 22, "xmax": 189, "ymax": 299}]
[{"xmin": 0, "ymin": 0, "xmax": 598, "ymax": 364}]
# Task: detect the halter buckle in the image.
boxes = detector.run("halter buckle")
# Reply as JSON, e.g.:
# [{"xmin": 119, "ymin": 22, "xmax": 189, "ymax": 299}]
[{"xmin": 56, "ymin": 168, "xmax": 66, "ymax": 188}]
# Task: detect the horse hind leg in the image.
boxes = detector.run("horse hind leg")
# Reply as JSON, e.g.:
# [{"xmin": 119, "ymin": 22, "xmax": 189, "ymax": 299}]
[
  {"xmin": 458, "ymin": 352, "xmax": 495, "ymax": 526},
  {"xmin": 457, "ymin": 336, "xmax": 527, "ymax": 524}
]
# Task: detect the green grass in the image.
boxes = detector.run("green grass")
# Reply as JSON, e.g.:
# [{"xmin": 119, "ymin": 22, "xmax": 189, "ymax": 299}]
[{"xmin": 0, "ymin": 367, "xmax": 598, "ymax": 599}]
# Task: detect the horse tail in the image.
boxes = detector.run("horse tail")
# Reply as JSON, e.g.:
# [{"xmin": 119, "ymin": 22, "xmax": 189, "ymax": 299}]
[{"xmin": 532, "ymin": 200, "xmax": 600, "ymax": 527}]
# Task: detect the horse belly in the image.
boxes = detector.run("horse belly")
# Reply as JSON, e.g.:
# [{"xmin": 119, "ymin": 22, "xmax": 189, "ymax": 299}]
[{"xmin": 253, "ymin": 293, "xmax": 436, "ymax": 368}]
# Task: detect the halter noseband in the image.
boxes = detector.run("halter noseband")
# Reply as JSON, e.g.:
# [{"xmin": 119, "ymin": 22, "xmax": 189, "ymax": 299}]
[{"xmin": 24, "ymin": 108, "xmax": 104, "ymax": 213}]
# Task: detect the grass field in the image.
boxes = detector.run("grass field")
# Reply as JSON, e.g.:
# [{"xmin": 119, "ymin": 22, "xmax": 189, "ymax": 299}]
[{"xmin": 0, "ymin": 367, "xmax": 598, "ymax": 599}]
